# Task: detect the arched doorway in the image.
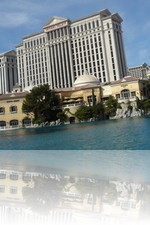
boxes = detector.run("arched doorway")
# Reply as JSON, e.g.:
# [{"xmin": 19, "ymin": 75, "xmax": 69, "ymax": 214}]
[{"xmin": 10, "ymin": 120, "xmax": 19, "ymax": 127}]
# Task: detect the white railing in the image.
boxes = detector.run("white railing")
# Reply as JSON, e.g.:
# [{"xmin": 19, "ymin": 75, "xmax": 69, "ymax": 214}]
[
  {"xmin": 0, "ymin": 125, "xmax": 20, "ymax": 130},
  {"xmin": 63, "ymin": 103, "xmax": 82, "ymax": 108},
  {"xmin": 119, "ymin": 96, "xmax": 136, "ymax": 100},
  {"xmin": 118, "ymin": 96, "xmax": 136, "ymax": 102}
]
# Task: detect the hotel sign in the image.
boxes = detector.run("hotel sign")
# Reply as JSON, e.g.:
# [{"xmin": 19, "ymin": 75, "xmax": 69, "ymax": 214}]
[
  {"xmin": 121, "ymin": 84, "xmax": 127, "ymax": 87},
  {"xmin": 44, "ymin": 21, "xmax": 68, "ymax": 32}
]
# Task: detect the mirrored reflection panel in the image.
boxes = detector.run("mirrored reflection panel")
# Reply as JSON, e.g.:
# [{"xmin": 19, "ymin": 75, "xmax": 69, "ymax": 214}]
[{"xmin": 0, "ymin": 165, "xmax": 150, "ymax": 225}]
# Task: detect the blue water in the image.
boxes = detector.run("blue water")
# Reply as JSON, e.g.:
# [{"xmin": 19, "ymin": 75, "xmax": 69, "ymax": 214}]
[{"xmin": 0, "ymin": 117, "xmax": 150, "ymax": 150}]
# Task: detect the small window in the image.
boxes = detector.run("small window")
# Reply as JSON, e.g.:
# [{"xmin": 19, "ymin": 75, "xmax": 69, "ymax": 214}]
[
  {"xmin": 96, "ymin": 20, "xmax": 99, "ymax": 27},
  {"xmin": 0, "ymin": 107, "xmax": 5, "ymax": 115},
  {"xmin": 88, "ymin": 23, "xmax": 91, "ymax": 29},
  {"xmin": 10, "ymin": 106, "xmax": 17, "ymax": 113},
  {"xmin": 22, "ymin": 174, "xmax": 31, "ymax": 182},
  {"xmin": 87, "ymin": 95, "xmax": 96, "ymax": 106},
  {"xmin": 0, "ymin": 185, "xmax": 5, "ymax": 193},
  {"xmin": 10, "ymin": 173, "xmax": 19, "ymax": 180},
  {"xmin": 0, "ymin": 173, "xmax": 6, "ymax": 179},
  {"xmin": 92, "ymin": 21, "xmax": 95, "ymax": 28},
  {"xmin": 10, "ymin": 186, "xmax": 17, "ymax": 194},
  {"xmin": 116, "ymin": 94, "xmax": 120, "ymax": 99},
  {"xmin": 131, "ymin": 91, "xmax": 136, "ymax": 97}
]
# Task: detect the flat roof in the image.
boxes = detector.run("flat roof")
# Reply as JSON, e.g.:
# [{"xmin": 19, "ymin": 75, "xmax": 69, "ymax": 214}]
[{"xmin": 0, "ymin": 92, "xmax": 28, "ymax": 100}]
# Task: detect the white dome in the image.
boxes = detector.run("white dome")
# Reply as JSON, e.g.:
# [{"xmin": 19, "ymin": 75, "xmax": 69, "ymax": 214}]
[{"xmin": 74, "ymin": 71, "xmax": 100, "ymax": 87}]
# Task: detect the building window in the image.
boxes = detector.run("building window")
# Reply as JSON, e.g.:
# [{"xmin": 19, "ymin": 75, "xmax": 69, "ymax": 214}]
[
  {"xmin": 10, "ymin": 120, "xmax": 19, "ymax": 127},
  {"xmin": 10, "ymin": 173, "xmax": 19, "ymax": 180},
  {"xmin": 92, "ymin": 21, "xmax": 95, "ymax": 28},
  {"xmin": 87, "ymin": 95, "xmax": 96, "ymax": 106},
  {"xmin": 121, "ymin": 89, "xmax": 130, "ymax": 99},
  {"xmin": 0, "ymin": 107, "xmax": 5, "ymax": 115},
  {"xmin": 0, "ymin": 185, "xmax": 5, "ymax": 193},
  {"xmin": 0, "ymin": 173, "xmax": 6, "ymax": 179},
  {"xmin": 96, "ymin": 20, "xmax": 99, "ymax": 27},
  {"xmin": 22, "ymin": 174, "xmax": 31, "ymax": 182},
  {"xmin": 131, "ymin": 91, "xmax": 136, "ymax": 97},
  {"xmin": 116, "ymin": 94, "xmax": 120, "ymax": 99},
  {"xmin": 10, "ymin": 106, "xmax": 17, "ymax": 113},
  {"xmin": 10, "ymin": 186, "xmax": 17, "ymax": 194}
]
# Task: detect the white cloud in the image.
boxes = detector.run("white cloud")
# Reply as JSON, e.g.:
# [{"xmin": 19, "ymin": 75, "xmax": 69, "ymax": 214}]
[
  {"xmin": 0, "ymin": 0, "xmax": 75, "ymax": 28},
  {"xmin": 0, "ymin": 0, "xmax": 128, "ymax": 28},
  {"xmin": 0, "ymin": 12, "xmax": 29, "ymax": 27},
  {"xmin": 0, "ymin": 0, "xmax": 41, "ymax": 28}
]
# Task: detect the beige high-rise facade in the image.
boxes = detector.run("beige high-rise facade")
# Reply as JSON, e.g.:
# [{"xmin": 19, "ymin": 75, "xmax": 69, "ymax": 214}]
[
  {"xmin": 0, "ymin": 50, "xmax": 18, "ymax": 94},
  {"xmin": 16, "ymin": 9, "xmax": 127, "ymax": 90}
]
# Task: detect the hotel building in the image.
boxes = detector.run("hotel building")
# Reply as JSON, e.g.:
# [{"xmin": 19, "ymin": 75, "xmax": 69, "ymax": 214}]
[
  {"xmin": 0, "ymin": 50, "xmax": 18, "ymax": 94},
  {"xmin": 127, "ymin": 63, "xmax": 150, "ymax": 79},
  {"xmin": 16, "ymin": 9, "xmax": 127, "ymax": 91}
]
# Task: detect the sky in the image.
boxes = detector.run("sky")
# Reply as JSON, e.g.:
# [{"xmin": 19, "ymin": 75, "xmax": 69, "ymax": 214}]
[{"xmin": 0, "ymin": 0, "xmax": 150, "ymax": 67}]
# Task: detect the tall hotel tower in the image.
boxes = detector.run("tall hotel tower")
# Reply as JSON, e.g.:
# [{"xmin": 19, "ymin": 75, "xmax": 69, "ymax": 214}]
[
  {"xmin": 16, "ymin": 9, "xmax": 127, "ymax": 90},
  {"xmin": 0, "ymin": 50, "xmax": 18, "ymax": 94}
]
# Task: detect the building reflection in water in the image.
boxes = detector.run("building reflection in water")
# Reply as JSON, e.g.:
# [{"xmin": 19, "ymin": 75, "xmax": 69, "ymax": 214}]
[{"xmin": 0, "ymin": 166, "xmax": 150, "ymax": 225}]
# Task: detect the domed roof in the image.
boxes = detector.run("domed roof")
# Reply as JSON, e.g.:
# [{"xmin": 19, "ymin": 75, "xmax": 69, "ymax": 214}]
[{"xmin": 74, "ymin": 70, "xmax": 100, "ymax": 87}]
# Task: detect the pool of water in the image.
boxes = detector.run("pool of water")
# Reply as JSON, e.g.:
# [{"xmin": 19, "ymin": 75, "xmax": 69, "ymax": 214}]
[{"xmin": 0, "ymin": 117, "xmax": 150, "ymax": 150}]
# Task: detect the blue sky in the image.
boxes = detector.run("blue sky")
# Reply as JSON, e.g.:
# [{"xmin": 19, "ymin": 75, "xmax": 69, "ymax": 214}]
[{"xmin": 0, "ymin": 0, "xmax": 150, "ymax": 67}]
